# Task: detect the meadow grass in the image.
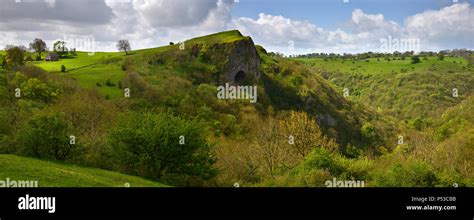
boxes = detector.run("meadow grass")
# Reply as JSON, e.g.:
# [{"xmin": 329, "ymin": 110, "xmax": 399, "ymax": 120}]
[
  {"xmin": 31, "ymin": 51, "xmax": 126, "ymax": 98},
  {"xmin": 293, "ymin": 56, "xmax": 469, "ymax": 75},
  {"xmin": 33, "ymin": 51, "xmax": 122, "ymax": 72},
  {"xmin": 68, "ymin": 64, "xmax": 126, "ymax": 99},
  {"xmin": 0, "ymin": 154, "xmax": 167, "ymax": 187}
]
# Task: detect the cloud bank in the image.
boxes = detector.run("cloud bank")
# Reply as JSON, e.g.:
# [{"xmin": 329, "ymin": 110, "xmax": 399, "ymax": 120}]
[{"xmin": 0, "ymin": 0, "xmax": 472, "ymax": 54}]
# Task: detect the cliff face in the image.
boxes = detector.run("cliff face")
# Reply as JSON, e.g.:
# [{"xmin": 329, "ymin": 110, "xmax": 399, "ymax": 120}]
[
  {"xmin": 194, "ymin": 33, "xmax": 261, "ymax": 85},
  {"xmin": 225, "ymin": 38, "xmax": 261, "ymax": 84}
]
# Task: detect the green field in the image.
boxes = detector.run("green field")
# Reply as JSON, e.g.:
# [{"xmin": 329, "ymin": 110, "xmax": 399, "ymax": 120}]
[
  {"xmin": 32, "ymin": 52, "xmax": 122, "ymax": 72},
  {"xmin": 293, "ymin": 56, "xmax": 469, "ymax": 75},
  {"xmin": 31, "ymin": 52, "xmax": 126, "ymax": 98},
  {"xmin": 0, "ymin": 154, "xmax": 167, "ymax": 187},
  {"xmin": 294, "ymin": 56, "xmax": 474, "ymax": 119},
  {"xmin": 68, "ymin": 64, "xmax": 126, "ymax": 99}
]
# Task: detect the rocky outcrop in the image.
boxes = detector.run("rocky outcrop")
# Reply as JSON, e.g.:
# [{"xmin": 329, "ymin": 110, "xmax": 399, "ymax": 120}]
[
  {"xmin": 225, "ymin": 38, "xmax": 261, "ymax": 84},
  {"xmin": 195, "ymin": 34, "xmax": 261, "ymax": 85}
]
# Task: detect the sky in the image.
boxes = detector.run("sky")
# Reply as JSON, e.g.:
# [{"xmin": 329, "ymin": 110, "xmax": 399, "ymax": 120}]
[{"xmin": 0, "ymin": 0, "xmax": 472, "ymax": 55}]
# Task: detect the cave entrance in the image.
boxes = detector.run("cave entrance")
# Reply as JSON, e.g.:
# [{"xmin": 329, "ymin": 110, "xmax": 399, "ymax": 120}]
[{"xmin": 234, "ymin": 70, "xmax": 246, "ymax": 84}]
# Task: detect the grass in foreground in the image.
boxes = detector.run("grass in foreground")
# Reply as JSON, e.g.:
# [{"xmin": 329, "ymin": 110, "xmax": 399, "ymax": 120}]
[{"xmin": 0, "ymin": 154, "xmax": 168, "ymax": 187}]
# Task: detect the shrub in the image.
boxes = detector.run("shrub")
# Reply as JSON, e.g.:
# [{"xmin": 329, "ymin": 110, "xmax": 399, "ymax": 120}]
[
  {"xmin": 411, "ymin": 56, "xmax": 421, "ymax": 64},
  {"xmin": 105, "ymin": 79, "xmax": 115, "ymax": 87},
  {"xmin": 109, "ymin": 111, "xmax": 217, "ymax": 186},
  {"xmin": 265, "ymin": 147, "xmax": 373, "ymax": 186},
  {"xmin": 372, "ymin": 159, "xmax": 438, "ymax": 186},
  {"xmin": 409, "ymin": 117, "xmax": 423, "ymax": 131},
  {"xmin": 15, "ymin": 112, "xmax": 75, "ymax": 161},
  {"xmin": 20, "ymin": 78, "xmax": 60, "ymax": 103},
  {"xmin": 60, "ymin": 65, "xmax": 66, "ymax": 73}
]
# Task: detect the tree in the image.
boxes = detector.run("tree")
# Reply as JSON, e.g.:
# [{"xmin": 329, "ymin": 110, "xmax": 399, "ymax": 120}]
[
  {"xmin": 0, "ymin": 54, "xmax": 5, "ymax": 68},
  {"xmin": 116, "ymin": 40, "xmax": 131, "ymax": 55},
  {"xmin": 53, "ymin": 41, "xmax": 68, "ymax": 58},
  {"xmin": 438, "ymin": 53, "xmax": 445, "ymax": 61},
  {"xmin": 361, "ymin": 122, "xmax": 377, "ymax": 144},
  {"xmin": 4, "ymin": 45, "xmax": 25, "ymax": 68},
  {"xmin": 21, "ymin": 78, "xmax": 60, "ymax": 103},
  {"xmin": 411, "ymin": 56, "xmax": 421, "ymax": 64},
  {"xmin": 29, "ymin": 38, "xmax": 47, "ymax": 61},
  {"xmin": 254, "ymin": 118, "xmax": 285, "ymax": 177},
  {"xmin": 281, "ymin": 111, "xmax": 337, "ymax": 159},
  {"xmin": 16, "ymin": 112, "xmax": 74, "ymax": 161},
  {"xmin": 109, "ymin": 111, "xmax": 216, "ymax": 185}
]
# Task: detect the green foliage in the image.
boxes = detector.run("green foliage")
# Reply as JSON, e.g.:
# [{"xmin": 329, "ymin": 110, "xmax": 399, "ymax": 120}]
[
  {"xmin": 109, "ymin": 111, "xmax": 217, "ymax": 185},
  {"xmin": 29, "ymin": 39, "xmax": 47, "ymax": 61},
  {"xmin": 4, "ymin": 46, "xmax": 25, "ymax": 68},
  {"xmin": 361, "ymin": 122, "xmax": 376, "ymax": 140},
  {"xmin": 411, "ymin": 56, "xmax": 421, "ymax": 64},
  {"xmin": 438, "ymin": 53, "xmax": 445, "ymax": 61},
  {"xmin": 15, "ymin": 112, "xmax": 75, "ymax": 161},
  {"xmin": 53, "ymin": 41, "xmax": 68, "ymax": 57},
  {"xmin": 105, "ymin": 78, "xmax": 115, "ymax": 87},
  {"xmin": 409, "ymin": 117, "xmax": 423, "ymax": 131},
  {"xmin": 372, "ymin": 159, "xmax": 438, "ymax": 186},
  {"xmin": 20, "ymin": 78, "xmax": 60, "ymax": 103},
  {"xmin": 263, "ymin": 147, "xmax": 372, "ymax": 186},
  {"xmin": 298, "ymin": 148, "xmax": 372, "ymax": 180}
]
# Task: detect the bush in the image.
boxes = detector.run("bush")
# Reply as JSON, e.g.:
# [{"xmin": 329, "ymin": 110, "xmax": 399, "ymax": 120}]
[
  {"xmin": 20, "ymin": 78, "xmax": 60, "ymax": 103},
  {"xmin": 60, "ymin": 65, "xmax": 66, "ymax": 73},
  {"xmin": 298, "ymin": 148, "xmax": 372, "ymax": 180},
  {"xmin": 372, "ymin": 159, "xmax": 438, "ymax": 186},
  {"xmin": 411, "ymin": 56, "xmax": 421, "ymax": 64},
  {"xmin": 109, "ymin": 111, "xmax": 217, "ymax": 186},
  {"xmin": 15, "ymin": 112, "xmax": 75, "ymax": 161},
  {"xmin": 409, "ymin": 117, "xmax": 423, "ymax": 130},
  {"xmin": 105, "ymin": 79, "xmax": 115, "ymax": 87}
]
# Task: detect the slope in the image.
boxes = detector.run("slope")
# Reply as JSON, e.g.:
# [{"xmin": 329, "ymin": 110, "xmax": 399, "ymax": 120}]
[{"xmin": 0, "ymin": 154, "xmax": 168, "ymax": 187}]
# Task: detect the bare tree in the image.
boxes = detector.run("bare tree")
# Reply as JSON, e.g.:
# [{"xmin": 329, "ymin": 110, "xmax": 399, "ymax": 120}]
[{"xmin": 117, "ymin": 40, "xmax": 131, "ymax": 55}]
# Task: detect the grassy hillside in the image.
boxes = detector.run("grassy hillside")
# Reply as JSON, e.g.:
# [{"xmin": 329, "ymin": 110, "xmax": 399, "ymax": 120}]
[
  {"xmin": 295, "ymin": 56, "xmax": 468, "ymax": 75},
  {"xmin": 1, "ymin": 30, "xmax": 472, "ymax": 187},
  {"xmin": 295, "ymin": 57, "xmax": 474, "ymax": 120},
  {"xmin": 30, "ymin": 52, "xmax": 125, "ymax": 98},
  {"xmin": 0, "ymin": 154, "xmax": 167, "ymax": 187}
]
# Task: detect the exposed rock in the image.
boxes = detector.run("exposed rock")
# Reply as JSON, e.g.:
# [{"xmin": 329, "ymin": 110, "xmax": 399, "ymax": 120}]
[
  {"xmin": 317, "ymin": 113, "xmax": 337, "ymax": 127},
  {"xmin": 225, "ymin": 38, "xmax": 261, "ymax": 84},
  {"xmin": 201, "ymin": 36, "xmax": 260, "ymax": 84}
]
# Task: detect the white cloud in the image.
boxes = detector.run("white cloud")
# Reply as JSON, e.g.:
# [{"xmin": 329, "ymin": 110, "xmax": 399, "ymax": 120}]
[
  {"xmin": 405, "ymin": 3, "xmax": 474, "ymax": 50},
  {"xmin": 0, "ymin": 1, "xmax": 472, "ymax": 54},
  {"xmin": 231, "ymin": 3, "xmax": 473, "ymax": 54}
]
